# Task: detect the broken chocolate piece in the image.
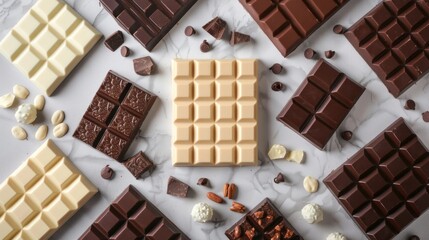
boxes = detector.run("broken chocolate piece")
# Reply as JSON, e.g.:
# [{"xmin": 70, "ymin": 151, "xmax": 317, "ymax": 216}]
[
  {"xmin": 274, "ymin": 173, "xmax": 284, "ymax": 184},
  {"xmin": 230, "ymin": 31, "xmax": 250, "ymax": 45},
  {"xmin": 325, "ymin": 50, "xmax": 335, "ymax": 59},
  {"xmin": 120, "ymin": 46, "xmax": 131, "ymax": 57},
  {"xmin": 271, "ymin": 82, "xmax": 284, "ymax": 92},
  {"xmin": 123, "ymin": 151, "xmax": 154, "ymax": 179},
  {"xmin": 333, "ymin": 24, "xmax": 346, "ymax": 34},
  {"xmin": 423, "ymin": 111, "xmax": 429, "ymax": 122},
  {"xmin": 104, "ymin": 30, "xmax": 124, "ymax": 51},
  {"xmin": 197, "ymin": 177, "xmax": 209, "ymax": 186},
  {"xmin": 304, "ymin": 48, "xmax": 317, "ymax": 59},
  {"xmin": 101, "ymin": 165, "xmax": 114, "ymax": 180},
  {"xmin": 405, "ymin": 99, "xmax": 416, "ymax": 110},
  {"xmin": 200, "ymin": 40, "xmax": 211, "ymax": 52},
  {"xmin": 270, "ymin": 63, "xmax": 283, "ymax": 74},
  {"xmin": 203, "ymin": 17, "xmax": 227, "ymax": 39},
  {"xmin": 167, "ymin": 176, "xmax": 190, "ymax": 198},
  {"xmin": 341, "ymin": 131, "xmax": 353, "ymax": 141},
  {"xmin": 133, "ymin": 56, "xmax": 156, "ymax": 76}
]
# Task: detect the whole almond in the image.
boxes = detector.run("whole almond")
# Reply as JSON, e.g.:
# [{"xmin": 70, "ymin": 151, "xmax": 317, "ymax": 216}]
[
  {"xmin": 227, "ymin": 183, "xmax": 237, "ymax": 199},
  {"xmin": 33, "ymin": 95, "xmax": 45, "ymax": 111},
  {"xmin": 234, "ymin": 226, "xmax": 242, "ymax": 238},
  {"xmin": 207, "ymin": 192, "xmax": 224, "ymax": 203},
  {"xmin": 230, "ymin": 206, "xmax": 246, "ymax": 213},
  {"xmin": 232, "ymin": 201, "xmax": 246, "ymax": 210},
  {"xmin": 223, "ymin": 183, "xmax": 229, "ymax": 197}
]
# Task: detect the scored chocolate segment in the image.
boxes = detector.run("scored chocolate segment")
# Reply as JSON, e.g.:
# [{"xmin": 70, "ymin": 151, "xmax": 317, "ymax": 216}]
[
  {"xmin": 80, "ymin": 185, "xmax": 190, "ymax": 240},
  {"xmin": 225, "ymin": 198, "xmax": 303, "ymax": 240},
  {"xmin": 277, "ymin": 59, "xmax": 365, "ymax": 150},
  {"xmin": 73, "ymin": 71, "xmax": 157, "ymax": 161},
  {"xmin": 100, "ymin": 0, "xmax": 197, "ymax": 51},
  {"xmin": 238, "ymin": 0, "xmax": 350, "ymax": 57},
  {"xmin": 345, "ymin": 0, "xmax": 429, "ymax": 97},
  {"xmin": 324, "ymin": 118, "xmax": 429, "ymax": 240}
]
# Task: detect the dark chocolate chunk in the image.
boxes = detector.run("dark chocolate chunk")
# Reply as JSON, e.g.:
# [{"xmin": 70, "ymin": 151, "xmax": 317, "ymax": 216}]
[
  {"xmin": 324, "ymin": 118, "xmax": 429, "ymax": 240},
  {"xmin": 203, "ymin": 17, "xmax": 227, "ymax": 39},
  {"xmin": 167, "ymin": 176, "xmax": 190, "ymax": 198},
  {"xmin": 345, "ymin": 1, "xmax": 429, "ymax": 97},
  {"xmin": 99, "ymin": 0, "xmax": 197, "ymax": 51},
  {"xmin": 230, "ymin": 31, "xmax": 250, "ymax": 45},
  {"xmin": 239, "ymin": 0, "xmax": 350, "ymax": 56},
  {"xmin": 341, "ymin": 131, "xmax": 353, "ymax": 141},
  {"xmin": 123, "ymin": 151, "xmax": 154, "ymax": 179},
  {"xmin": 120, "ymin": 46, "xmax": 131, "ymax": 57},
  {"xmin": 101, "ymin": 165, "xmax": 114, "ymax": 180},
  {"xmin": 423, "ymin": 111, "xmax": 429, "ymax": 122},
  {"xmin": 79, "ymin": 185, "xmax": 190, "ymax": 240},
  {"xmin": 271, "ymin": 82, "xmax": 284, "ymax": 92},
  {"xmin": 277, "ymin": 59, "xmax": 365, "ymax": 149},
  {"xmin": 73, "ymin": 71, "xmax": 157, "ymax": 161},
  {"xmin": 274, "ymin": 173, "xmax": 285, "ymax": 184},
  {"xmin": 225, "ymin": 198, "xmax": 303, "ymax": 240},
  {"xmin": 405, "ymin": 99, "xmax": 416, "ymax": 110},
  {"xmin": 304, "ymin": 48, "xmax": 317, "ymax": 59},
  {"xmin": 270, "ymin": 63, "xmax": 283, "ymax": 74},
  {"xmin": 104, "ymin": 30, "xmax": 124, "ymax": 51},
  {"xmin": 185, "ymin": 26, "xmax": 195, "ymax": 36},
  {"xmin": 200, "ymin": 40, "xmax": 211, "ymax": 52},
  {"xmin": 197, "ymin": 177, "xmax": 209, "ymax": 186},
  {"xmin": 325, "ymin": 50, "xmax": 335, "ymax": 59},
  {"xmin": 133, "ymin": 56, "xmax": 156, "ymax": 76},
  {"xmin": 333, "ymin": 24, "xmax": 346, "ymax": 34},
  {"xmin": 409, "ymin": 236, "xmax": 420, "ymax": 240}
]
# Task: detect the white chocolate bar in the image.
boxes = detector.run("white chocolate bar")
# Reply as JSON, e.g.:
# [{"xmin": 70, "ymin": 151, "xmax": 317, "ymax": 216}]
[
  {"xmin": 0, "ymin": 140, "xmax": 97, "ymax": 240},
  {"xmin": 172, "ymin": 59, "xmax": 258, "ymax": 166},
  {"xmin": 0, "ymin": 0, "xmax": 101, "ymax": 96}
]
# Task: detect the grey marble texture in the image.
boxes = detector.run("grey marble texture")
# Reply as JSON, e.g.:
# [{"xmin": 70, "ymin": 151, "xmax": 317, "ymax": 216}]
[{"xmin": 0, "ymin": 0, "xmax": 428, "ymax": 239}]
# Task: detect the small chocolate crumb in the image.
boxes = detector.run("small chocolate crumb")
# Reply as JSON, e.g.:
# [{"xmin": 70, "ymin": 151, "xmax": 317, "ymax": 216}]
[
  {"xmin": 120, "ymin": 46, "xmax": 131, "ymax": 57},
  {"xmin": 333, "ymin": 24, "xmax": 347, "ymax": 34},
  {"xmin": 230, "ymin": 31, "xmax": 250, "ymax": 45},
  {"xmin": 341, "ymin": 131, "xmax": 353, "ymax": 141},
  {"xmin": 270, "ymin": 63, "xmax": 283, "ymax": 74},
  {"xmin": 422, "ymin": 111, "xmax": 429, "ymax": 122},
  {"xmin": 101, "ymin": 165, "xmax": 114, "ymax": 180},
  {"xmin": 325, "ymin": 50, "xmax": 336, "ymax": 59},
  {"xmin": 185, "ymin": 26, "xmax": 195, "ymax": 36},
  {"xmin": 197, "ymin": 177, "xmax": 209, "ymax": 186},
  {"xmin": 133, "ymin": 56, "xmax": 156, "ymax": 76},
  {"xmin": 200, "ymin": 40, "xmax": 211, "ymax": 52},
  {"xmin": 271, "ymin": 82, "xmax": 284, "ymax": 92},
  {"xmin": 404, "ymin": 99, "xmax": 416, "ymax": 110},
  {"xmin": 274, "ymin": 173, "xmax": 284, "ymax": 184},
  {"xmin": 408, "ymin": 235, "xmax": 420, "ymax": 240},
  {"xmin": 304, "ymin": 48, "xmax": 317, "ymax": 59},
  {"xmin": 104, "ymin": 30, "xmax": 124, "ymax": 51}
]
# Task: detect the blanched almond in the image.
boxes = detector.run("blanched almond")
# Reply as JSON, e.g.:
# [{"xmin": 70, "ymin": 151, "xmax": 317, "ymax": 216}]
[
  {"xmin": 13, "ymin": 85, "xmax": 29, "ymax": 99},
  {"xmin": 0, "ymin": 93, "xmax": 15, "ymax": 108},
  {"xmin": 33, "ymin": 95, "xmax": 45, "ymax": 111},
  {"xmin": 11, "ymin": 126, "xmax": 27, "ymax": 140},
  {"xmin": 51, "ymin": 110, "xmax": 65, "ymax": 125},
  {"xmin": 53, "ymin": 123, "xmax": 68, "ymax": 138},
  {"xmin": 35, "ymin": 125, "xmax": 48, "ymax": 141}
]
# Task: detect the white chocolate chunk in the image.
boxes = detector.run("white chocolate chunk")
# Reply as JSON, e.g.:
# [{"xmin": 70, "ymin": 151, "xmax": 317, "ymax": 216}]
[
  {"xmin": 0, "ymin": 93, "xmax": 15, "ymax": 108},
  {"xmin": 13, "ymin": 85, "xmax": 29, "ymax": 99},
  {"xmin": 51, "ymin": 110, "xmax": 65, "ymax": 125},
  {"xmin": 11, "ymin": 126, "xmax": 27, "ymax": 140},
  {"xmin": 303, "ymin": 176, "xmax": 319, "ymax": 193},
  {"xmin": 15, "ymin": 103, "xmax": 37, "ymax": 124},
  {"xmin": 286, "ymin": 150, "xmax": 304, "ymax": 163},
  {"xmin": 268, "ymin": 144, "xmax": 287, "ymax": 160},
  {"xmin": 53, "ymin": 123, "xmax": 68, "ymax": 138},
  {"xmin": 33, "ymin": 95, "xmax": 45, "ymax": 111},
  {"xmin": 35, "ymin": 125, "xmax": 48, "ymax": 141}
]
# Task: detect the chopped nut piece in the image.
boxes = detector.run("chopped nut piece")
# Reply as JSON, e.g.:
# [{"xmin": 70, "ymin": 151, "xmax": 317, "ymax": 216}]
[
  {"xmin": 234, "ymin": 226, "xmax": 242, "ymax": 238},
  {"xmin": 254, "ymin": 211, "xmax": 264, "ymax": 219},
  {"xmin": 223, "ymin": 183, "xmax": 229, "ymax": 197}
]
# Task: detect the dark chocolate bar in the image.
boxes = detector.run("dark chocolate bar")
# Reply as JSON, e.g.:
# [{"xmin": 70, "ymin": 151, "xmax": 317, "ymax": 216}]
[
  {"xmin": 277, "ymin": 59, "xmax": 365, "ymax": 149},
  {"xmin": 225, "ymin": 198, "xmax": 302, "ymax": 240},
  {"xmin": 324, "ymin": 118, "xmax": 429, "ymax": 240},
  {"xmin": 345, "ymin": 0, "xmax": 429, "ymax": 97},
  {"xmin": 239, "ymin": 0, "xmax": 349, "ymax": 57},
  {"xmin": 73, "ymin": 71, "xmax": 157, "ymax": 161},
  {"xmin": 80, "ymin": 185, "xmax": 190, "ymax": 240},
  {"xmin": 100, "ymin": 0, "xmax": 197, "ymax": 51}
]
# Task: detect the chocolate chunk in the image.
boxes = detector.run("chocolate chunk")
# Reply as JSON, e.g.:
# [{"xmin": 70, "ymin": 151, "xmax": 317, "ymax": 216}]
[
  {"xmin": 200, "ymin": 40, "xmax": 211, "ymax": 52},
  {"xmin": 101, "ymin": 165, "xmax": 114, "ymax": 180},
  {"xmin": 239, "ymin": 0, "xmax": 349, "ymax": 56},
  {"xmin": 80, "ymin": 185, "xmax": 190, "ymax": 240},
  {"xmin": 341, "ymin": 131, "xmax": 353, "ymax": 141},
  {"xmin": 423, "ymin": 111, "xmax": 429, "ymax": 122},
  {"xmin": 277, "ymin": 60, "xmax": 365, "ymax": 149},
  {"xmin": 404, "ymin": 99, "xmax": 416, "ymax": 110},
  {"xmin": 230, "ymin": 31, "xmax": 250, "ymax": 45},
  {"xmin": 324, "ymin": 118, "xmax": 429, "ymax": 240},
  {"xmin": 274, "ymin": 173, "xmax": 284, "ymax": 184},
  {"xmin": 325, "ymin": 50, "xmax": 335, "ymax": 59},
  {"xmin": 104, "ymin": 30, "xmax": 124, "ymax": 51},
  {"xmin": 120, "ymin": 46, "xmax": 131, "ymax": 57},
  {"xmin": 123, "ymin": 151, "xmax": 154, "ymax": 179},
  {"xmin": 271, "ymin": 82, "xmax": 284, "ymax": 92},
  {"xmin": 270, "ymin": 63, "xmax": 283, "ymax": 74},
  {"xmin": 409, "ymin": 236, "xmax": 420, "ymax": 240},
  {"xmin": 197, "ymin": 177, "xmax": 209, "ymax": 186},
  {"xmin": 333, "ymin": 24, "xmax": 346, "ymax": 34},
  {"xmin": 100, "ymin": 0, "xmax": 197, "ymax": 51},
  {"xmin": 304, "ymin": 48, "xmax": 317, "ymax": 59},
  {"xmin": 133, "ymin": 56, "xmax": 156, "ymax": 76},
  {"xmin": 185, "ymin": 26, "xmax": 195, "ymax": 36},
  {"xmin": 167, "ymin": 176, "xmax": 190, "ymax": 198},
  {"xmin": 203, "ymin": 17, "xmax": 227, "ymax": 39}
]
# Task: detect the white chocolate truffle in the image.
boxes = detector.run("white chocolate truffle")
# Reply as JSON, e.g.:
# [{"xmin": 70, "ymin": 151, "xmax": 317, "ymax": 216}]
[
  {"xmin": 327, "ymin": 232, "xmax": 347, "ymax": 240},
  {"xmin": 268, "ymin": 144, "xmax": 287, "ymax": 160},
  {"xmin": 15, "ymin": 103, "xmax": 37, "ymax": 124},
  {"xmin": 191, "ymin": 202, "xmax": 213, "ymax": 223},
  {"xmin": 301, "ymin": 203, "xmax": 323, "ymax": 224}
]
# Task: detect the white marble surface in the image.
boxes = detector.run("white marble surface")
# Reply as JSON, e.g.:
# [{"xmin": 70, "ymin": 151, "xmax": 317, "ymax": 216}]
[{"xmin": 0, "ymin": 0, "xmax": 428, "ymax": 239}]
